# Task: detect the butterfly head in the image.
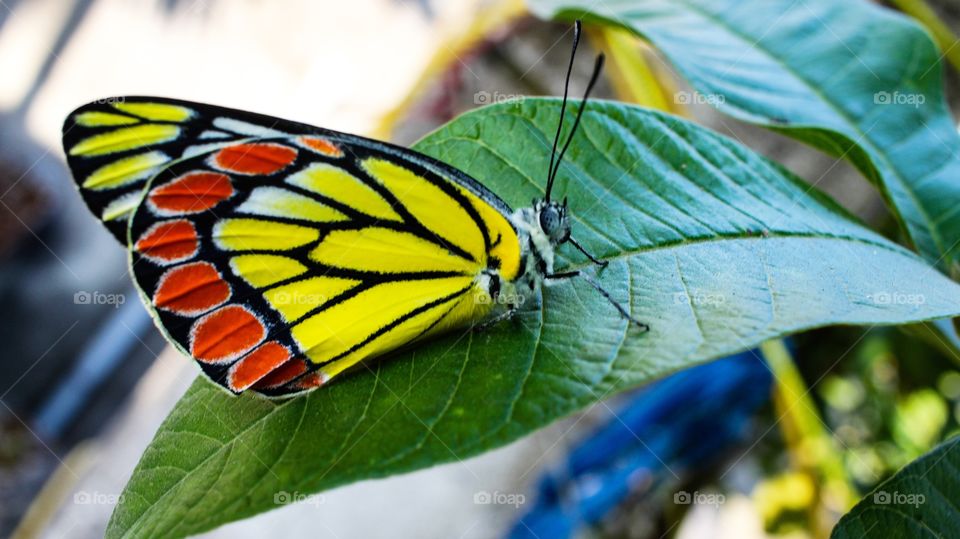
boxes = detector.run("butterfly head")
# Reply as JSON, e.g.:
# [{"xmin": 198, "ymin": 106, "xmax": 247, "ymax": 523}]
[{"xmin": 535, "ymin": 197, "xmax": 570, "ymax": 246}]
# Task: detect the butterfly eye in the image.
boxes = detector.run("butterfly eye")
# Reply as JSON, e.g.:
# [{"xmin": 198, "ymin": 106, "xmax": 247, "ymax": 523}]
[{"xmin": 539, "ymin": 205, "xmax": 561, "ymax": 237}]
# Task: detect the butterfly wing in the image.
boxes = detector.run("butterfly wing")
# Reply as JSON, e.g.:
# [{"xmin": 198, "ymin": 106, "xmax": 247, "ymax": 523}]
[{"xmin": 63, "ymin": 97, "xmax": 523, "ymax": 396}]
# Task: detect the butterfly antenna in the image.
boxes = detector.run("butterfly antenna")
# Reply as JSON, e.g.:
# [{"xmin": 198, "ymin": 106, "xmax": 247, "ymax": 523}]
[
  {"xmin": 548, "ymin": 52, "xmax": 605, "ymax": 187},
  {"xmin": 545, "ymin": 20, "xmax": 582, "ymax": 202}
]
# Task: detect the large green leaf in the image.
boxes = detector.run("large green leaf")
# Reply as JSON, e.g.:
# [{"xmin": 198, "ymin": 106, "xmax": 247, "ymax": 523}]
[
  {"xmin": 529, "ymin": 0, "xmax": 960, "ymax": 274},
  {"xmin": 832, "ymin": 436, "xmax": 959, "ymax": 538},
  {"xmin": 107, "ymin": 100, "xmax": 960, "ymax": 538}
]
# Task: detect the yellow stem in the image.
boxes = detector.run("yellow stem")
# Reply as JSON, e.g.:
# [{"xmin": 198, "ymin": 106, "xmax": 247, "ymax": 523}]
[
  {"xmin": 371, "ymin": 0, "xmax": 527, "ymax": 140},
  {"xmin": 890, "ymin": 0, "xmax": 960, "ymax": 74},
  {"xmin": 585, "ymin": 25, "xmax": 684, "ymax": 115},
  {"xmin": 760, "ymin": 339, "xmax": 858, "ymax": 538}
]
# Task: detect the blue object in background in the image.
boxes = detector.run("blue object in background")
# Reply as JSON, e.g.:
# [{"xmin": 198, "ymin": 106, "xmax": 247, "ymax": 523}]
[{"xmin": 509, "ymin": 350, "xmax": 774, "ymax": 539}]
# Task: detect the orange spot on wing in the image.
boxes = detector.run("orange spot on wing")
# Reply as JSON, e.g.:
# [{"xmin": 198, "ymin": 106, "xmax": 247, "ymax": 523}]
[
  {"xmin": 154, "ymin": 262, "xmax": 230, "ymax": 316},
  {"xmin": 227, "ymin": 342, "xmax": 292, "ymax": 392},
  {"xmin": 212, "ymin": 142, "xmax": 297, "ymax": 175},
  {"xmin": 190, "ymin": 305, "xmax": 265, "ymax": 363},
  {"xmin": 135, "ymin": 220, "xmax": 198, "ymax": 263},
  {"xmin": 300, "ymin": 136, "xmax": 343, "ymax": 158},
  {"xmin": 293, "ymin": 372, "xmax": 325, "ymax": 390},
  {"xmin": 252, "ymin": 359, "xmax": 309, "ymax": 390},
  {"xmin": 149, "ymin": 171, "xmax": 233, "ymax": 214}
]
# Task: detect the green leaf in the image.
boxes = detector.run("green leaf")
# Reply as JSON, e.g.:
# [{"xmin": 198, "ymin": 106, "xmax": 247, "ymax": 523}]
[
  {"xmin": 832, "ymin": 436, "xmax": 960, "ymax": 538},
  {"xmin": 107, "ymin": 100, "xmax": 960, "ymax": 538},
  {"xmin": 528, "ymin": 0, "xmax": 960, "ymax": 273}
]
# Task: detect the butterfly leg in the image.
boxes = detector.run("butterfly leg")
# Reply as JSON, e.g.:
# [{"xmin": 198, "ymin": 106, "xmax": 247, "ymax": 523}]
[
  {"xmin": 545, "ymin": 270, "xmax": 649, "ymax": 331},
  {"xmin": 474, "ymin": 307, "xmax": 518, "ymax": 331},
  {"xmin": 568, "ymin": 237, "xmax": 608, "ymax": 268}
]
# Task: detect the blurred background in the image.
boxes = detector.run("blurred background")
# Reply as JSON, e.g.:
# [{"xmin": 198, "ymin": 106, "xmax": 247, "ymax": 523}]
[{"xmin": 1, "ymin": 0, "xmax": 959, "ymax": 537}]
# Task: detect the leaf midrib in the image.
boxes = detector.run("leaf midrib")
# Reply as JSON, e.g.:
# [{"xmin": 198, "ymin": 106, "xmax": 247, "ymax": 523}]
[{"xmin": 607, "ymin": 0, "xmax": 945, "ymax": 258}]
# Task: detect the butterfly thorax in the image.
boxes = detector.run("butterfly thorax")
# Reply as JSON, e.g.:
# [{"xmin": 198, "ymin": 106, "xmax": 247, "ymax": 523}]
[{"xmin": 486, "ymin": 200, "xmax": 569, "ymax": 311}]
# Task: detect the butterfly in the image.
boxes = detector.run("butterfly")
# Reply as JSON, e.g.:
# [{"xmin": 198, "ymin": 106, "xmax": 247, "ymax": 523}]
[{"xmin": 61, "ymin": 21, "xmax": 647, "ymax": 398}]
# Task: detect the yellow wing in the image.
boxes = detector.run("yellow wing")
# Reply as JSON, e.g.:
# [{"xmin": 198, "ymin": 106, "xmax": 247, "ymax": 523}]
[{"xmin": 63, "ymin": 97, "xmax": 521, "ymax": 396}]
